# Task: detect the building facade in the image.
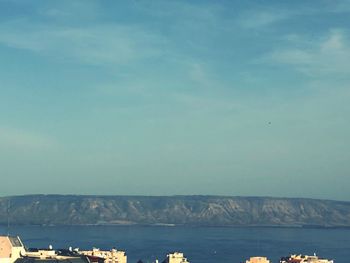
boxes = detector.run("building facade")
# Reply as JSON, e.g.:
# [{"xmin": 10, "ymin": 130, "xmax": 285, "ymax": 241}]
[
  {"xmin": 79, "ymin": 248, "xmax": 127, "ymax": 263},
  {"xmin": 162, "ymin": 252, "xmax": 189, "ymax": 263},
  {"xmin": 0, "ymin": 236, "xmax": 26, "ymax": 263},
  {"xmin": 280, "ymin": 254, "xmax": 334, "ymax": 263},
  {"xmin": 246, "ymin": 257, "xmax": 270, "ymax": 263}
]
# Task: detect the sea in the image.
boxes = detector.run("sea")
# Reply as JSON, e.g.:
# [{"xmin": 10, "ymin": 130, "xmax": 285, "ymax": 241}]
[{"xmin": 0, "ymin": 225, "xmax": 349, "ymax": 263}]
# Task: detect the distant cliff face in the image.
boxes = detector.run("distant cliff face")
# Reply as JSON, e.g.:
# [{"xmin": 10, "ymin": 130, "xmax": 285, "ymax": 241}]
[{"xmin": 0, "ymin": 195, "xmax": 349, "ymax": 227}]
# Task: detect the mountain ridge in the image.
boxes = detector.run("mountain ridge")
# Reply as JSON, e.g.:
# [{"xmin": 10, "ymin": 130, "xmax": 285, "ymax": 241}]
[{"xmin": 0, "ymin": 195, "xmax": 349, "ymax": 227}]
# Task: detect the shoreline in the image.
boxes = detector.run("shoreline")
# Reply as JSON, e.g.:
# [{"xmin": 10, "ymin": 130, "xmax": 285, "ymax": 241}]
[{"xmin": 1, "ymin": 223, "xmax": 350, "ymax": 229}]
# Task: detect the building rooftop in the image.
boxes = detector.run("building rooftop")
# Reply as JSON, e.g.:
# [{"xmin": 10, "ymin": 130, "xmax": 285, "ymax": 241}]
[{"xmin": 15, "ymin": 257, "xmax": 89, "ymax": 263}]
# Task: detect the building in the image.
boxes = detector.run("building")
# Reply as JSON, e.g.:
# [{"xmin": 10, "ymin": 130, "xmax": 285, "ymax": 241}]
[
  {"xmin": 0, "ymin": 235, "xmax": 125, "ymax": 263},
  {"xmin": 78, "ymin": 248, "xmax": 127, "ymax": 263},
  {"xmin": 280, "ymin": 254, "xmax": 334, "ymax": 263},
  {"xmin": 0, "ymin": 235, "xmax": 93, "ymax": 263},
  {"xmin": 246, "ymin": 257, "xmax": 270, "ymax": 263},
  {"xmin": 0, "ymin": 236, "xmax": 26, "ymax": 263},
  {"xmin": 14, "ymin": 256, "xmax": 90, "ymax": 263},
  {"xmin": 25, "ymin": 248, "xmax": 57, "ymax": 259},
  {"xmin": 161, "ymin": 252, "xmax": 189, "ymax": 263}
]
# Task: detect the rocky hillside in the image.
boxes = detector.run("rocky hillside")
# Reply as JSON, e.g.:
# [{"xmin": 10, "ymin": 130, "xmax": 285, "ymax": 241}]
[{"xmin": 0, "ymin": 195, "xmax": 349, "ymax": 227}]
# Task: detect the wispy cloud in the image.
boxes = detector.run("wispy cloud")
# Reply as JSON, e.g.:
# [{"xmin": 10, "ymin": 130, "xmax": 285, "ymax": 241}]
[
  {"xmin": 37, "ymin": 0, "xmax": 101, "ymax": 20},
  {"xmin": 0, "ymin": 20, "xmax": 166, "ymax": 66},
  {"xmin": 0, "ymin": 0, "xmax": 229, "ymax": 68},
  {"xmin": 261, "ymin": 29, "xmax": 350, "ymax": 76},
  {"xmin": 0, "ymin": 127, "xmax": 57, "ymax": 151},
  {"xmin": 238, "ymin": 11, "xmax": 289, "ymax": 28},
  {"xmin": 237, "ymin": 1, "xmax": 350, "ymax": 29},
  {"xmin": 187, "ymin": 62, "xmax": 213, "ymax": 88}
]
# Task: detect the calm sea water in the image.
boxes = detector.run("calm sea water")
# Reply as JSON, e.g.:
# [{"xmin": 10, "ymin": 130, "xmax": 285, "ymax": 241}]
[{"xmin": 0, "ymin": 225, "xmax": 349, "ymax": 263}]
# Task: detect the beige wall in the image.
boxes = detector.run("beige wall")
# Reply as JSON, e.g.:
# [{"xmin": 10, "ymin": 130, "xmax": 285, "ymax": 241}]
[
  {"xmin": 246, "ymin": 257, "xmax": 270, "ymax": 263},
  {"xmin": 165, "ymin": 252, "xmax": 189, "ymax": 263},
  {"xmin": 80, "ymin": 248, "xmax": 127, "ymax": 263},
  {"xmin": 25, "ymin": 250, "xmax": 57, "ymax": 259},
  {"xmin": 0, "ymin": 236, "xmax": 25, "ymax": 263},
  {"xmin": 0, "ymin": 237, "xmax": 12, "ymax": 259}
]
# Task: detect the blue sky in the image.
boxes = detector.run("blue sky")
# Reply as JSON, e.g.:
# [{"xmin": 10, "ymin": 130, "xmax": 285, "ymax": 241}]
[{"xmin": 0, "ymin": 0, "xmax": 349, "ymax": 200}]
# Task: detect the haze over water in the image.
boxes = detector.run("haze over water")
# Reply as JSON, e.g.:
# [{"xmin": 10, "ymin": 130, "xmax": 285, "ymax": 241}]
[{"xmin": 2, "ymin": 225, "xmax": 349, "ymax": 263}]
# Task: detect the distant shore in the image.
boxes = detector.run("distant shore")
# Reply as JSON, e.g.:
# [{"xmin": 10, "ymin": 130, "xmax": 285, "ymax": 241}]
[{"xmin": 1, "ymin": 195, "xmax": 350, "ymax": 227}]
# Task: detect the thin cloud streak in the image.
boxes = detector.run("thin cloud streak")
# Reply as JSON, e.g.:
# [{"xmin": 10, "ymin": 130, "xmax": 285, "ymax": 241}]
[
  {"xmin": 0, "ymin": 126, "xmax": 57, "ymax": 151},
  {"xmin": 259, "ymin": 29, "xmax": 350, "ymax": 76},
  {"xmin": 0, "ymin": 20, "xmax": 167, "ymax": 66},
  {"xmin": 238, "ymin": 11, "xmax": 289, "ymax": 28}
]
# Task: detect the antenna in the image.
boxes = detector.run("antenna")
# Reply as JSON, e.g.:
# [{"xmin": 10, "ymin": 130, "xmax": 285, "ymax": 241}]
[{"xmin": 7, "ymin": 199, "xmax": 10, "ymax": 236}]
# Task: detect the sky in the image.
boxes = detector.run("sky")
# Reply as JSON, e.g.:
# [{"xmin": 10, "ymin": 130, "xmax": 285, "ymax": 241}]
[{"xmin": 0, "ymin": 0, "xmax": 349, "ymax": 200}]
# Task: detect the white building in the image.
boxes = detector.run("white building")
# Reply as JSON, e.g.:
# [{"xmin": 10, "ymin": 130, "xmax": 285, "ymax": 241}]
[
  {"xmin": 79, "ymin": 248, "xmax": 127, "ymax": 263},
  {"xmin": 0, "ymin": 236, "xmax": 26, "ymax": 263},
  {"xmin": 162, "ymin": 252, "xmax": 189, "ymax": 263},
  {"xmin": 280, "ymin": 254, "xmax": 334, "ymax": 263},
  {"xmin": 246, "ymin": 257, "xmax": 270, "ymax": 263}
]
